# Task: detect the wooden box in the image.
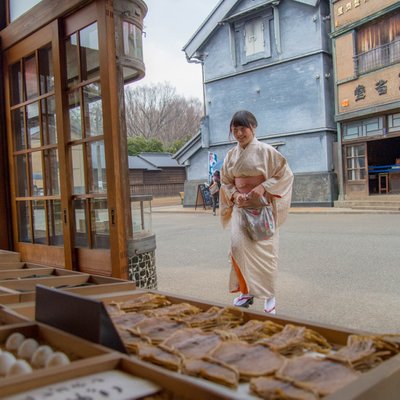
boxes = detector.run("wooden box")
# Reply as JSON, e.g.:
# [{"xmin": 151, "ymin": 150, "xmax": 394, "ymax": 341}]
[
  {"xmin": 0, "ymin": 250, "xmax": 20, "ymax": 264},
  {"xmin": 0, "ymin": 274, "xmax": 136, "ymax": 303},
  {"xmin": 0, "ymin": 306, "xmax": 28, "ymax": 325},
  {"xmin": 90, "ymin": 290, "xmax": 400, "ymax": 400},
  {"xmin": 4, "ymin": 303, "xmax": 36, "ymax": 321},
  {"xmin": 0, "ymin": 322, "xmax": 115, "ymax": 391},
  {"xmin": 0, "ymin": 267, "xmax": 81, "ymax": 281},
  {"xmin": 0, "ymin": 287, "xmax": 21, "ymax": 305},
  {"xmin": 0, "ymin": 262, "xmax": 52, "ymax": 271}
]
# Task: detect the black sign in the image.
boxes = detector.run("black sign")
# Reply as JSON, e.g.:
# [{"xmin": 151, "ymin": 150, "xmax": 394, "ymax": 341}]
[
  {"xmin": 35, "ymin": 285, "xmax": 127, "ymax": 353},
  {"xmin": 195, "ymin": 183, "xmax": 213, "ymax": 210}
]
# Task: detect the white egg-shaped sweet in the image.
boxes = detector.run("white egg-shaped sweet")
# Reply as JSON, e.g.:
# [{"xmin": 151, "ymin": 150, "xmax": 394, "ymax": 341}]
[
  {"xmin": 7, "ymin": 359, "xmax": 33, "ymax": 376},
  {"xmin": 45, "ymin": 352, "xmax": 70, "ymax": 368},
  {"xmin": 5, "ymin": 332, "xmax": 25, "ymax": 352},
  {"xmin": 31, "ymin": 345, "xmax": 54, "ymax": 368},
  {"xmin": 17, "ymin": 338, "xmax": 39, "ymax": 360},
  {"xmin": 0, "ymin": 351, "xmax": 16, "ymax": 376}
]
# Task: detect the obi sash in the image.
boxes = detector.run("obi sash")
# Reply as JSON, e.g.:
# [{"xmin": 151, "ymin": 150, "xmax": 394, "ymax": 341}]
[{"xmin": 234, "ymin": 175, "xmax": 265, "ymax": 194}]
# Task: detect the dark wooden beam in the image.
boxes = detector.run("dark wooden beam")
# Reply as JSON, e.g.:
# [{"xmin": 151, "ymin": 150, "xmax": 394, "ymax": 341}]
[
  {"xmin": 0, "ymin": 42, "xmax": 12, "ymax": 249},
  {"xmin": 0, "ymin": 0, "xmax": 92, "ymax": 50}
]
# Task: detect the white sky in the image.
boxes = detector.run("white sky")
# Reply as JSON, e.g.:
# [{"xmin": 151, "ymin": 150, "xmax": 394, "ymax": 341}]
[{"xmin": 137, "ymin": 0, "xmax": 220, "ymax": 101}]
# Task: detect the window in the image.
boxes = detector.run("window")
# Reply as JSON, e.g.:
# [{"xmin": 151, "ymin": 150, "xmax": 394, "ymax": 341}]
[
  {"xmin": 65, "ymin": 22, "xmax": 109, "ymax": 249},
  {"xmin": 388, "ymin": 113, "xmax": 400, "ymax": 133},
  {"xmin": 9, "ymin": 44, "xmax": 62, "ymax": 245},
  {"xmin": 355, "ymin": 11, "xmax": 400, "ymax": 75},
  {"xmin": 236, "ymin": 15, "xmax": 272, "ymax": 65},
  {"xmin": 343, "ymin": 117, "xmax": 384, "ymax": 141},
  {"xmin": 346, "ymin": 145, "xmax": 366, "ymax": 181},
  {"xmin": 123, "ymin": 21, "xmax": 143, "ymax": 60},
  {"xmin": 245, "ymin": 18, "xmax": 265, "ymax": 57}
]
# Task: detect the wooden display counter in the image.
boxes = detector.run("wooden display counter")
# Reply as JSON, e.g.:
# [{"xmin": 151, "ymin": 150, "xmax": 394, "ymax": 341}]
[{"xmin": 2, "ymin": 288, "xmax": 400, "ymax": 399}]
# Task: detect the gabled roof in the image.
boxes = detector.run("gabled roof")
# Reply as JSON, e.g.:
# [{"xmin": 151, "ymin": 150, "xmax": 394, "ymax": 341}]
[
  {"xmin": 128, "ymin": 153, "xmax": 185, "ymax": 170},
  {"xmin": 183, "ymin": 0, "xmax": 319, "ymax": 60},
  {"xmin": 172, "ymin": 131, "xmax": 202, "ymax": 165},
  {"xmin": 138, "ymin": 153, "xmax": 183, "ymax": 168},
  {"xmin": 128, "ymin": 155, "xmax": 160, "ymax": 171}
]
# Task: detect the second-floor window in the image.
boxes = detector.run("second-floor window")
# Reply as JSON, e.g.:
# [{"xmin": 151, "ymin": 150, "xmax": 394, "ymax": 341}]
[
  {"xmin": 355, "ymin": 11, "xmax": 400, "ymax": 75},
  {"xmin": 236, "ymin": 16, "xmax": 272, "ymax": 65}
]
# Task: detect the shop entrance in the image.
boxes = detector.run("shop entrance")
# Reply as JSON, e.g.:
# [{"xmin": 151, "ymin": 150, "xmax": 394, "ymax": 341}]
[{"xmin": 367, "ymin": 136, "xmax": 400, "ymax": 195}]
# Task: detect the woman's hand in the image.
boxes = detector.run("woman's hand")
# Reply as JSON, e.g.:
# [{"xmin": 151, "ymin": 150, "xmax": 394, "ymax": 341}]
[
  {"xmin": 233, "ymin": 185, "xmax": 268, "ymax": 207},
  {"xmin": 233, "ymin": 192, "xmax": 247, "ymax": 207},
  {"xmin": 243, "ymin": 185, "xmax": 268, "ymax": 207},
  {"xmin": 248, "ymin": 184, "xmax": 266, "ymax": 199}
]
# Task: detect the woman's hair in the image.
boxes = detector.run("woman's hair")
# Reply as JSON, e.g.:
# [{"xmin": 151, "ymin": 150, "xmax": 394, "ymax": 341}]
[{"xmin": 229, "ymin": 110, "xmax": 258, "ymax": 131}]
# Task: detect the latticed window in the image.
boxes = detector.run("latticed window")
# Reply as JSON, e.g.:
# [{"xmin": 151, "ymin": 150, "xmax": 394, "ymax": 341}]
[
  {"xmin": 346, "ymin": 145, "xmax": 366, "ymax": 181},
  {"xmin": 10, "ymin": 45, "xmax": 62, "ymax": 245},
  {"xmin": 65, "ymin": 22, "xmax": 109, "ymax": 249}
]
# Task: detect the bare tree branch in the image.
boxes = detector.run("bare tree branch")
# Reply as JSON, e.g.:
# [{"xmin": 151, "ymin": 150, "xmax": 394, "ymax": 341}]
[{"xmin": 124, "ymin": 82, "xmax": 203, "ymax": 145}]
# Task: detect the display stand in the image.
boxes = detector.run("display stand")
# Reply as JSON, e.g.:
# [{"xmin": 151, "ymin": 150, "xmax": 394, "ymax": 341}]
[
  {"xmin": 35, "ymin": 285, "xmax": 127, "ymax": 353},
  {"xmin": 195, "ymin": 184, "xmax": 213, "ymax": 210}
]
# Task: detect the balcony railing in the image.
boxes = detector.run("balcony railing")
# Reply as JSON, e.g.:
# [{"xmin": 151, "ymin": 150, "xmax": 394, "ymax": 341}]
[{"xmin": 354, "ymin": 38, "xmax": 400, "ymax": 75}]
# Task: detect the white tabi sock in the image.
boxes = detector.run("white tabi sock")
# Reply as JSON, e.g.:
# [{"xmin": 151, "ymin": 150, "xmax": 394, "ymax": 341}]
[{"xmin": 264, "ymin": 297, "xmax": 276, "ymax": 314}]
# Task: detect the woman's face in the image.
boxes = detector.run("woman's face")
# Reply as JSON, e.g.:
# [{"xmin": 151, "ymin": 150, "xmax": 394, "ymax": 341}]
[{"xmin": 231, "ymin": 125, "xmax": 254, "ymax": 148}]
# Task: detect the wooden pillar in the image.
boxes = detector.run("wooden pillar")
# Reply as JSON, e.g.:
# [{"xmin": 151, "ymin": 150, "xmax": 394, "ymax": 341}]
[{"xmin": 0, "ymin": 43, "xmax": 12, "ymax": 250}]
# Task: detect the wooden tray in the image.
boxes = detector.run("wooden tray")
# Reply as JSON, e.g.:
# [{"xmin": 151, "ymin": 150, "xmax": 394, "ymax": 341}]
[
  {"xmin": 0, "ymin": 267, "xmax": 81, "ymax": 280},
  {"xmin": 0, "ymin": 250, "xmax": 20, "ymax": 264},
  {"xmin": 0, "ymin": 287, "xmax": 21, "ymax": 305},
  {"xmin": 0, "ymin": 322, "xmax": 114, "ymax": 390},
  {"xmin": 0, "ymin": 353, "xmax": 241, "ymax": 399},
  {"xmin": 0, "ymin": 306, "xmax": 28, "ymax": 325},
  {"xmin": 0, "ymin": 262, "xmax": 56, "ymax": 271},
  {"xmin": 0, "ymin": 274, "xmax": 136, "ymax": 302},
  {"xmin": 90, "ymin": 289, "xmax": 400, "ymax": 400}
]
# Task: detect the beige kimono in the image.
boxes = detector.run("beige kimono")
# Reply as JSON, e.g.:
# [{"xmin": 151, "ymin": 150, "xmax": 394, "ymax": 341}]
[{"xmin": 220, "ymin": 137, "xmax": 293, "ymax": 299}]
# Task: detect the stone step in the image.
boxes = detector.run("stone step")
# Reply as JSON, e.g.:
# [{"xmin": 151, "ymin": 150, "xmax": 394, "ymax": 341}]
[
  {"xmin": 350, "ymin": 205, "xmax": 400, "ymax": 211},
  {"xmin": 334, "ymin": 198, "xmax": 400, "ymax": 211}
]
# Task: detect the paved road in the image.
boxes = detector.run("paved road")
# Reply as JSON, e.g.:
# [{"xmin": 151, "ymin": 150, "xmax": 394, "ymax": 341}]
[{"xmin": 152, "ymin": 211, "xmax": 400, "ymax": 334}]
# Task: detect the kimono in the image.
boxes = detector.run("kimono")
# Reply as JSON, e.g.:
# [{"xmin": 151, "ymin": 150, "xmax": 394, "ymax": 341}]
[{"xmin": 220, "ymin": 137, "xmax": 293, "ymax": 299}]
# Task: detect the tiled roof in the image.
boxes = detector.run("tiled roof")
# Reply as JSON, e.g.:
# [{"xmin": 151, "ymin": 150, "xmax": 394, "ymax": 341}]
[{"xmin": 128, "ymin": 153, "xmax": 184, "ymax": 170}]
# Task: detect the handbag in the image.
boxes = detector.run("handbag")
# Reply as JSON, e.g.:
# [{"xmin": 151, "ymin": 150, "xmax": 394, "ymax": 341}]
[
  {"xmin": 209, "ymin": 182, "xmax": 219, "ymax": 195},
  {"xmin": 241, "ymin": 205, "xmax": 275, "ymax": 241}
]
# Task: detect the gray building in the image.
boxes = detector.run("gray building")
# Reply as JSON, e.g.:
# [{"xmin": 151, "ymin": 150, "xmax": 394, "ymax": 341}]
[{"xmin": 175, "ymin": 0, "xmax": 337, "ymax": 207}]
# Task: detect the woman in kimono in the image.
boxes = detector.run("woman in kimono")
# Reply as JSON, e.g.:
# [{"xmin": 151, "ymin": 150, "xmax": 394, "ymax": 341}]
[{"xmin": 220, "ymin": 110, "xmax": 293, "ymax": 314}]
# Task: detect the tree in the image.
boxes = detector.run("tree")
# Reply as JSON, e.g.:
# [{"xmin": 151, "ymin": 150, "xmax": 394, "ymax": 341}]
[
  {"xmin": 127, "ymin": 136, "xmax": 164, "ymax": 156},
  {"xmin": 124, "ymin": 82, "xmax": 203, "ymax": 148}
]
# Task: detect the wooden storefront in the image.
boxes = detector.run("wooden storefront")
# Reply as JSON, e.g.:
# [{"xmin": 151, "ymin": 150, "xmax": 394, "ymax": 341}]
[
  {"xmin": 0, "ymin": 0, "xmax": 147, "ymax": 278},
  {"xmin": 331, "ymin": 0, "xmax": 400, "ymax": 200}
]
